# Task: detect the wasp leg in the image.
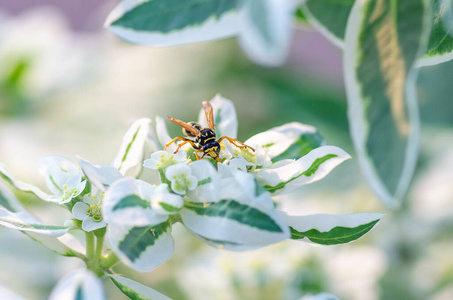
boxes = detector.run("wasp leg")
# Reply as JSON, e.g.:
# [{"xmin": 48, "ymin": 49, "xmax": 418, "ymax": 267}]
[
  {"xmin": 216, "ymin": 156, "xmax": 221, "ymax": 162},
  {"xmin": 217, "ymin": 136, "xmax": 255, "ymax": 152},
  {"xmin": 164, "ymin": 137, "xmax": 197, "ymax": 154},
  {"xmin": 195, "ymin": 149, "xmax": 204, "ymax": 160}
]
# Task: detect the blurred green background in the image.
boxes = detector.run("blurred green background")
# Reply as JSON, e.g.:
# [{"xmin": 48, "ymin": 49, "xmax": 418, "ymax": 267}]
[{"xmin": 0, "ymin": 2, "xmax": 453, "ymax": 300}]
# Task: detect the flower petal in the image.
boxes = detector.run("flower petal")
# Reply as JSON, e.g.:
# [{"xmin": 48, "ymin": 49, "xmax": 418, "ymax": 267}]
[
  {"xmin": 82, "ymin": 218, "xmax": 106, "ymax": 232},
  {"xmin": 72, "ymin": 202, "xmax": 89, "ymax": 221}
]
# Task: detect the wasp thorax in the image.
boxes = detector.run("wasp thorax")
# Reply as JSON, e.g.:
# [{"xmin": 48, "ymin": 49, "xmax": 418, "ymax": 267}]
[{"xmin": 182, "ymin": 121, "xmax": 202, "ymax": 137}]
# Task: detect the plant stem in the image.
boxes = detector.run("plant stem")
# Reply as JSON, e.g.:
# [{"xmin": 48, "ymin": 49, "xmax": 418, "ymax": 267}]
[
  {"xmin": 86, "ymin": 232, "xmax": 95, "ymax": 261},
  {"xmin": 100, "ymin": 252, "xmax": 120, "ymax": 269},
  {"xmin": 96, "ymin": 235, "xmax": 104, "ymax": 258}
]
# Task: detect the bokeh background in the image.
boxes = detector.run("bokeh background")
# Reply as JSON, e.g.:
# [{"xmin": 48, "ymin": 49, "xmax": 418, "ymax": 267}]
[{"xmin": 0, "ymin": 1, "xmax": 452, "ymax": 299}]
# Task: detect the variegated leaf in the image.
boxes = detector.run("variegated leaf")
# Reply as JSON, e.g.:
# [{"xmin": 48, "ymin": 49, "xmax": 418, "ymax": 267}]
[
  {"xmin": 25, "ymin": 231, "xmax": 86, "ymax": 257},
  {"xmin": 103, "ymin": 178, "xmax": 168, "ymax": 227},
  {"xmin": 0, "ymin": 181, "xmax": 24, "ymax": 213},
  {"xmin": 278, "ymin": 211, "xmax": 383, "ymax": 245},
  {"xmin": 0, "ymin": 163, "xmax": 53, "ymax": 202},
  {"xmin": 181, "ymin": 200, "xmax": 290, "ymax": 250},
  {"xmin": 299, "ymin": 0, "xmax": 354, "ymax": 48},
  {"xmin": 108, "ymin": 221, "xmax": 174, "ymax": 272},
  {"xmin": 245, "ymin": 122, "xmax": 325, "ymax": 162},
  {"xmin": 0, "ymin": 207, "xmax": 68, "ymax": 237},
  {"xmin": 79, "ymin": 158, "xmax": 123, "ymax": 192},
  {"xmin": 256, "ymin": 146, "xmax": 350, "ymax": 195},
  {"xmin": 49, "ymin": 269, "xmax": 105, "ymax": 300},
  {"xmin": 113, "ymin": 118, "xmax": 151, "ymax": 177},
  {"xmin": 344, "ymin": 0, "xmax": 429, "ymax": 207},
  {"xmin": 106, "ymin": 0, "xmax": 238, "ymax": 46},
  {"xmin": 238, "ymin": 0, "xmax": 293, "ymax": 66},
  {"xmin": 109, "ymin": 275, "xmax": 172, "ymax": 300},
  {"xmin": 417, "ymin": 0, "xmax": 453, "ymax": 67}
]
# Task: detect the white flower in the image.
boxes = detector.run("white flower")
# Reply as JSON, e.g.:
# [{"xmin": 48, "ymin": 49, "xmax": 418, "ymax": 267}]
[
  {"xmin": 38, "ymin": 156, "xmax": 86, "ymax": 204},
  {"xmin": 72, "ymin": 190, "xmax": 106, "ymax": 232},
  {"xmin": 165, "ymin": 164, "xmax": 198, "ymax": 195},
  {"xmin": 143, "ymin": 150, "xmax": 187, "ymax": 170}
]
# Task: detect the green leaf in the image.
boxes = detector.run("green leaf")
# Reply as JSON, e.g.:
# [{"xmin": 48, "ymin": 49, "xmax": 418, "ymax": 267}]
[
  {"xmin": 418, "ymin": 0, "xmax": 453, "ymax": 66},
  {"xmin": 290, "ymin": 220, "xmax": 379, "ymax": 245},
  {"xmin": 280, "ymin": 211, "xmax": 383, "ymax": 245},
  {"xmin": 299, "ymin": 0, "xmax": 354, "ymax": 47},
  {"xmin": 344, "ymin": 0, "xmax": 430, "ymax": 207},
  {"xmin": 271, "ymin": 131, "xmax": 325, "ymax": 162},
  {"xmin": 109, "ymin": 275, "xmax": 171, "ymax": 300},
  {"xmin": 106, "ymin": 0, "xmax": 238, "ymax": 46}
]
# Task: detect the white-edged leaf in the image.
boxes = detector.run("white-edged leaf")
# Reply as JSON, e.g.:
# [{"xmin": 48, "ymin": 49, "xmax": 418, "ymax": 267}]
[
  {"xmin": 344, "ymin": 0, "xmax": 429, "ymax": 207},
  {"xmin": 109, "ymin": 275, "xmax": 172, "ymax": 300},
  {"xmin": 245, "ymin": 122, "xmax": 326, "ymax": 162},
  {"xmin": 0, "ymin": 163, "xmax": 53, "ymax": 202},
  {"xmin": 181, "ymin": 200, "xmax": 290, "ymax": 250},
  {"xmin": 198, "ymin": 94, "xmax": 238, "ymax": 139},
  {"xmin": 238, "ymin": 0, "xmax": 294, "ymax": 66},
  {"xmin": 0, "ymin": 206, "xmax": 68, "ymax": 237},
  {"xmin": 417, "ymin": 0, "xmax": 453, "ymax": 67},
  {"xmin": 0, "ymin": 284, "xmax": 25, "ymax": 300},
  {"xmin": 49, "ymin": 269, "xmax": 105, "ymax": 300},
  {"xmin": 256, "ymin": 146, "xmax": 350, "ymax": 195},
  {"xmin": 299, "ymin": 0, "xmax": 354, "ymax": 48},
  {"xmin": 108, "ymin": 221, "xmax": 174, "ymax": 272},
  {"xmin": 106, "ymin": 0, "xmax": 238, "ymax": 46},
  {"xmin": 103, "ymin": 178, "xmax": 168, "ymax": 227},
  {"xmin": 278, "ymin": 211, "xmax": 383, "ymax": 245},
  {"xmin": 79, "ymin": 157, "xmax": 123, "ymax": 192},
  {"xmin": 113, "ymin": 118, "xmax": 151, "ymax": 177},
  {"xmin": 156, "ymin": 116, "xmax": 175, "ymax": 152},
  {"xmin": 25, "ymin": 231, "xmax": 86, "ymax": 257},
  {"xmin": 0, "ymin": 181, "xmax": 25, "ymax": 213}
]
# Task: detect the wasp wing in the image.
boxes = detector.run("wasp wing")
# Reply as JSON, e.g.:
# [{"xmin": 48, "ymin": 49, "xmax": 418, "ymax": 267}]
[
  {"xmin": 202, "ymin": 101, "xmax": 215, "ymax": 130},
  {"xmin": 166, "ymin": 116, "xmax": 200, "ymax": 136}
]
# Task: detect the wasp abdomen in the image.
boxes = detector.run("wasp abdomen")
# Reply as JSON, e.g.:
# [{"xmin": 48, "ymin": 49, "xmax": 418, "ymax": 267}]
[{"xmin": 182, "ymin": 122, "xmax": 202, "ymax": 137}]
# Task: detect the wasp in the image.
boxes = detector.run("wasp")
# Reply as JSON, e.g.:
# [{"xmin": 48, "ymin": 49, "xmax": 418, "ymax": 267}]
[{"xmin": 164, "ymin": 101, "xmax": 255, "ymax": 162}]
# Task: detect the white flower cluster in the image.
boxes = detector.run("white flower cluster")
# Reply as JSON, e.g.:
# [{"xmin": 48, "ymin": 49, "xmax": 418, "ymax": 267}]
[{"xmin": 0, "ymin": 95, "xmax": 382, "ymax": 300}]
